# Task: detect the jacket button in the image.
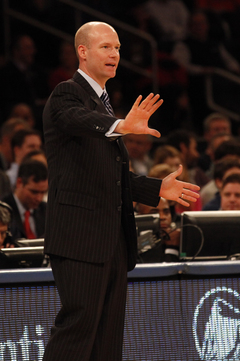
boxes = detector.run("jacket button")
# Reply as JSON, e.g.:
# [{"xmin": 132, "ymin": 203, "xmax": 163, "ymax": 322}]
[
  {"xmin": 117, "ymin": 206, "xmax": 122, "ymax": 212},
  {"xmin": 116, "ymin": 156, "xmax": 121, "ymax": 162},
  {"xmin": 116, "ymin": 180, "xmax": 121, "ymax": 186}
]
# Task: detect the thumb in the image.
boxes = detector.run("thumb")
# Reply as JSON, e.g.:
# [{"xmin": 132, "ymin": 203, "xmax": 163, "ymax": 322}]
[{"xmin": 173, "ymin": 164, "xmax": 183, "ymax": 178}]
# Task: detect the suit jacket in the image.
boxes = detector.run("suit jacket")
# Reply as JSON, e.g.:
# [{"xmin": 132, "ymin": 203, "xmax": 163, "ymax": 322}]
[
  {"xmin": 43, "ymin": 71, "xmax": 161, "ymax": 271},
  {"xmin": 2, "ymin": 193, "xmax": 46, "ymax": 242}
]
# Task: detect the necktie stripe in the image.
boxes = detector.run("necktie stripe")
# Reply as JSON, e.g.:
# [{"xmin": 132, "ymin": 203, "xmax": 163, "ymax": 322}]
[{"xmin": 100, "ymin": 91, "xmax": 114, "ymax": 116}]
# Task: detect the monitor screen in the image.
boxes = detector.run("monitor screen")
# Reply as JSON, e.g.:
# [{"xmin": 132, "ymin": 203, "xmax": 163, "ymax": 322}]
[
  {"xmin": 180, "ymin": 211, "xmax": 240, "ymax": 261},
  {"xmin": 0, "ymin": 246, "xmax": 44, "ymax": 268},
  {"xmin": 135, "ymin": 214, "xmax": 160, "ymax": 254}
]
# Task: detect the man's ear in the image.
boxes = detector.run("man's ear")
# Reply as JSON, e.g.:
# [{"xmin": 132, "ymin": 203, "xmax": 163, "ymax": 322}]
[
  {"xmin": 78, "ymin": 45, "xmax": 87, "ymax": 60},
  {"xmin": 15, "ymin": 177, "xmax": 23, "ymax": 189}
]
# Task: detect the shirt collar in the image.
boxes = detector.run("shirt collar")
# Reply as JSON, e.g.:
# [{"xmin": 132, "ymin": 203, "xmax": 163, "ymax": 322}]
[
  {"xmin": 13, "ymin": 194, "xmax": 33, "ymax": 220},
  {"xmin": 77, "ymin": 69, "xmax": 105, "ymax": 98}
]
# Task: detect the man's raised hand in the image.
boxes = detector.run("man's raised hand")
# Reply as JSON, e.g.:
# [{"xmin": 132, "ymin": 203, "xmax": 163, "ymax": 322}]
[{"xmin": 115, "ymin": 93, "xmax": 163, "ymax": 137}]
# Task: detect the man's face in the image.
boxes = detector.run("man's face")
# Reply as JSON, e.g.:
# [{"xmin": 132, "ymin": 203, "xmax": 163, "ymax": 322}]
[
  {"xmin": 79, "ymin": 24, "xmax": 120, "ymax": 88},
  {"xmin": 0, "ymin": 222, "xmax": 8, "ymax": 249},
  {"xmin": 206, "ymin": 119, "xmax": 231, "ymax": 142},
  {"xmin": 221, "ymin": 183, "xmax": 240, "ymax": 210},
  {"xmin": 124, "ymin": 134, "xmax": 152, "ymax": 160},
  {"xmin": 139, "ymin": 198, "xmax": 172, "ymax": 232},
  {"xmin": 15, "ymin": 135, "xmax": 42, "ymax": 163},
  {"xmin": 15, "ymin": 177, "xmax": 48, "ymax": 210}
]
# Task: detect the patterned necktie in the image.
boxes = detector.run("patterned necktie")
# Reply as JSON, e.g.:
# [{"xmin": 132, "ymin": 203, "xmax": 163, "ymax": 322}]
[
  {"xmin": 24, "ymin": 210, "xmax": 36, "ymax": 239},
  {"xmin": 100, "ymin": 91, "xmax": 114, "ymax": 116}
]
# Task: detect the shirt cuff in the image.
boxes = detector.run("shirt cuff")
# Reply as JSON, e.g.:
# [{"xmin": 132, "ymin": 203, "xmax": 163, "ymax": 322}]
[
  {"xmin": 105, "ymin": 119, "xmax": 123, "ymax": 137},
  {"xmin": 165, "ymin": 248, "xmax": 179, "ymax": 257}
]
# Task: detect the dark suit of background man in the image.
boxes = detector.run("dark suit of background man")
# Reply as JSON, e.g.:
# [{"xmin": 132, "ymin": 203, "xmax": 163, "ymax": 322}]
[{"xmin": 42, "ymin": 21, "xmax": 200, "ymax": 361}]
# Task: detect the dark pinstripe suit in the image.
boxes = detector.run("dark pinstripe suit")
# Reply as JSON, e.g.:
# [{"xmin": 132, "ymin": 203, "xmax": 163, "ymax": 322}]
[{"xmin": 42, "ymin": 71, "xmax": 161, "ymax": 360}]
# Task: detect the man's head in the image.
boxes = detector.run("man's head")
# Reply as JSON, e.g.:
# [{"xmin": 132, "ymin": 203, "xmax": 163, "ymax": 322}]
[
  {"xmin": 167, "ymin": 129, "xmax": 199, "ymax": 168},
  {"xmin": 14, "ymin": 159, "xmax": 48, "ymax": 210},
  {"xmin": 0, "ymin": 117, "xmax": 29, "ymax": 164},
  {"xmin": 214, "ymin": 139, "xmax": 240, "ymax": 162},
  {"xmin": 10, "ymin": 103, "xmax": 35, "ymax": 128},
  {"xmin": 0, "ymin": 202, "xmax": 11, "ymax": 249},
  {"xmin": 213, "ymin": 158, "xmax": 240, "ymax": 190},
  {"xmin": 124, "ymin": 134, "xmax": 153, "ymax": 160},
  {"xmin": 11, "ymin": 128, "xmax": 42, "ymax": 164},
  {"xmin": 75, "ymin": 22, "xmax": 120, "ymax": 88},
  {"xmin": 203, "ymin": 113, "xmax": 231, "ymax": 143},
  {"xmin": 221, "ymin": 173, "xmax": 240, "ymax": 210},
  {"xmin": 137, "ymin": 198, "xmax": 172, "ymax": 233},
  {"xmin": 11, "ymin": 35, "xmax": 36, "ymax": 68}
]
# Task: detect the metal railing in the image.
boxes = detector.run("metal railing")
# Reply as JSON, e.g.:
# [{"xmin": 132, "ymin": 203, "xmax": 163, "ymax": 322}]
[
  {"xmin": 206, "ymin": 68, "xmax": 240, "ymax": 122},
  {"xmin": 3, "ymin": 0, "xmax": 159, "ymax": 93}
]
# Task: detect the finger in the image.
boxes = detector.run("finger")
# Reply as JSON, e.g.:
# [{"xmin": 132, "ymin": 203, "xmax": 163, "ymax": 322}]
[
  {"xmin": 139, "ymin": 93, "xmax": 155, "ymax": 109},
  {"xmin": 177, "ymin": 198, "xmax": 190, "ymax": 207},
  {"xmin": 148, "ymin": 98, "xmax": 164, "ymax": 115},
  {"xmin": 144, "ymin": 94, "xmax": 161, "ymax": 111},
  {"xmin": 182, "ymin": 189, "xmax": 200, "ymax": 198},
  {"xmin": 182, "ymin": 182, "xmax": 200, "ymax": 192},
  {"xmin": 147, "ymin": 128, "xmax": 161, "ymax": 138},
  {"xmin": 131, "ymin": 95, "xmax": 143, "ymax": 109},
  {"xmin": 181, "ymin": 193, "xmax": 198, "ymax": 203}
]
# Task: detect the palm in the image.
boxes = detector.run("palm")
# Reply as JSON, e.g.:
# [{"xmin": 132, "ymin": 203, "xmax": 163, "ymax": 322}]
[
  {"xmin": 118, "ymin": 93, "xmax": 163, "ymax": 137},
  {"xmin": 160, "ymin": 165, "xmax": 200, "ymax": 206}
]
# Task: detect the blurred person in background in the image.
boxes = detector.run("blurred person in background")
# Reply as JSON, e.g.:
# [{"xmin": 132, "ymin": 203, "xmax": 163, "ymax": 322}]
[
  {"xmin": 0, "ymin": 201, "xmax": 14, "ymax": 249},
  {"xmin": 2, "ymin": 159, "xmax": 48, "ymax": 242},
  {"xmin": 10, "ymin": 103, "xmax": 36, "ymax": 128},
  {"xmin": 220, "ymin": 173, "xmax": 240, "ymax": 210},
  {"xmin": 6, "ymin": 128, "xmax": 42, "ymax": 189},
  {"xmin": 0, "ymin": 117, "xmax": 29, "ymax": 171},
  {"xmin": 124, "ymin": 134, "xmax": 154, "ymax": 175},
  {"xmin": 137, "ymin": 197, "xmax": 180, "ymax": 262}
]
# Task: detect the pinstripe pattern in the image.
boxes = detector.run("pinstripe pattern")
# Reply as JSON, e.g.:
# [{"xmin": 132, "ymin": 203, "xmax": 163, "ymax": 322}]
[
  {"xmin": 44, "ymin": 232, "xmax": 127, "ymax": 361},
  {"xmin": 42, "ymin": 71, "xmax": 162, "ymax": 360}
]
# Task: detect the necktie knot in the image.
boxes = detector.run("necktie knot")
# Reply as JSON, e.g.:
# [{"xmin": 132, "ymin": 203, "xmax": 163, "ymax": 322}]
[{"xmin": 100, "ymin": 91, "xmax": 114, "ymax": 116}]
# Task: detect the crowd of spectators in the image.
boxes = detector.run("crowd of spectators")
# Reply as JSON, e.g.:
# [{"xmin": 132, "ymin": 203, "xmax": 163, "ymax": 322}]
[{"xmin": 1, "ymin": 0, "xmax": 240, "ymax": 266}]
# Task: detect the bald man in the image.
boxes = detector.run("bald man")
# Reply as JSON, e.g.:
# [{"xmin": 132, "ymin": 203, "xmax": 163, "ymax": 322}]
[{"xmin": 42, "ymin": 21, "xmax": 200, "ymax": 361}]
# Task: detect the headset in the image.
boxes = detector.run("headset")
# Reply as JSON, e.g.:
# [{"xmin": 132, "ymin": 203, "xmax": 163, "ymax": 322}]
[{"xmin": 0, "ymin": 201, "xmax": 13, "ymax": 246}]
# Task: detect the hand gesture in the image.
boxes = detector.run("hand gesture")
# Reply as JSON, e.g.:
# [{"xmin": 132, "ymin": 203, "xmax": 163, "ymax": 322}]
[
  {"xmin": 115, "ymin": 93, "xmax": 163, "ymax": 138},
  {"xmin": 160, "ymin": 165, "xmax": 200, "ymax": 207}
]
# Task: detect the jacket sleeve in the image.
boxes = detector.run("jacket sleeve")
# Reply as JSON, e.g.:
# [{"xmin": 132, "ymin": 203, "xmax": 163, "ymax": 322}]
[{"xmin": 130, "ymin": 171, "xmax": 161, "ymax": 207}]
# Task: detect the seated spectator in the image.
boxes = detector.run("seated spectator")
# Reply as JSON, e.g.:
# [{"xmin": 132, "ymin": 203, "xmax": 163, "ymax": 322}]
[
  {"xmin": 0, "ymin": 34, "xmax": 49, "ymax": 124},
  {"xmin": 48, "ymin": 41, "xmax": 78, "ymax": 91},
  {"xmin": 0, "ymin": 117, "xmax": 29, "ymax": 171},
  {"xmin": 2, "ymin": 159, "xmax": 48, "ymax": 242},
  {"xmin": 123, "ymin": 134, "xmax": 153, "ymax": 175},
  {"xmin": 167, "ymin": 129, "xmax": 209, "ymax": 188},
  {"xmin": 172, "ymin": 10, "xmax": 240, "ymax": 131},
  {"xmin": 6, "ymin": 128, "xmax": 42, "ymax": 189},
  {"xmin": 198, "ymin": 112, "xmax": 232, "ymax": 173},
  {"xmin": 10, "ymin": 103, "xmax": 36, "ymax": 128},
  {"xmin": 220, "ymin": 173, "xmax": 240, "ymax": 210},
  {"xmin": 153, "ymin": 144, "xmax": 187, "ymax": 181},
  {"xmin": 137, "ymin": 197, "xmax": 180, "ymax": 262},
  {"xmin": 202, "ymin": 158, "xmax": 240, "ymax": 210},
  {"xmin": 0, "ymin": 201, "xmax": 14, "ymax": 249}
]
